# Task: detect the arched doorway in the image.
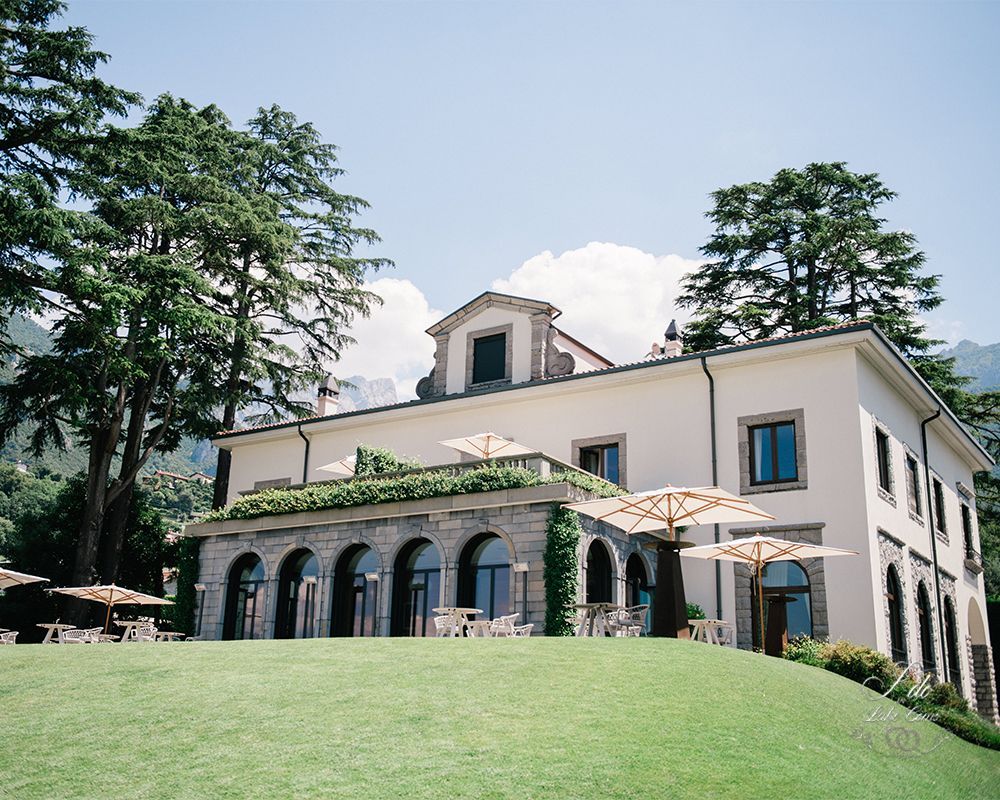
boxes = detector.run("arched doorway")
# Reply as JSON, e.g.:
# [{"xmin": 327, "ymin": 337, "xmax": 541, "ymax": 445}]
[
  {"xmin": 332, "ymin": 545, "xmax": 379, "ymax": 637},
  {"xmin": 274, "ymin": 549, "xmax": 319, "ymax": 639},
  {"xmin": 223, "ymin": 553, "xmax": 266, "ymax": 640},
  {"xmin": 624, "ymin": 553, "xmax": 651, "ymax": 633},
  {"xmin": 968, "ymin": 599, "xmax": 998, "ymax": 721},
  {"xmin": 457, "ymin": 533, "xmax": 510, "ymax": 620},
  {"xmin": 886, "ymin": 564, "xmax": 907, "ymax": 664},
  {"xmin": 943, "ymin": 596, "xmax": 961, "ymax": 690},
  {"xmin": 391, "ymin": 539, "xmax": 442, "ymax": 637},
  {"xmin": 916, "ymin": 582, "xmax": 935, "ymax": 672},
  {"xmin": 751, "ymin": 561, "xmax": 811, "ymax": 649},
  {"xmin": 585, "ymin": 540, "xmax": 613, "ymax": 604}
]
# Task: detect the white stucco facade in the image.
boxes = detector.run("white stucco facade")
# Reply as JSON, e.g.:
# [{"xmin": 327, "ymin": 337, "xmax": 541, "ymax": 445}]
[{"xmin": 206, "ymin": 292, "xmax": 995, "ymax": 715}]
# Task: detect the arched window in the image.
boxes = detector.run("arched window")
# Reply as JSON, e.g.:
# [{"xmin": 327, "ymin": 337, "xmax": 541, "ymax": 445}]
[
  {"xmin": 886, "ymin": 565, "xmax": 906, "ymax": 664},
  {"xmin": 458, "ymin": 533, "xmax": 510, "ymax": 620},
  {"xmin": 624, "ymin": 553, "xmax": 651, "ymax": 633},
  {"xmin": 274, "ymin": 549, "xmax": 319, "ymax": 639},
  {"xmin": 916, "ymin": 582, "xmax": 935, "ymax": 672},
  {"xmin": 585, "ymin": 540, "xmax": 613, "ymax": 604},
  {"xmin": 944, "ymin": 597, "xmax": 961, "ymax": 690},
  {"xmin": 751, "ymin": 561, "xmax": 811, "ymax": 648},
  {"xmin": 223, "ymin": 553, "xmax": 265, "ymax": 640},
  {"xmin": 332, "ymin": 545, "xmax": 379, "ymax": 637},
  {"xmin": 391, "ymin": 539, "xmax": 441, "ymax": 637}
]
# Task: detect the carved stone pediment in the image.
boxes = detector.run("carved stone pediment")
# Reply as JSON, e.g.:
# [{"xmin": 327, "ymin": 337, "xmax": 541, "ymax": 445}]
[{"xmin": 545, "ymin": 327, "xmax": 575, "ymax": 377}]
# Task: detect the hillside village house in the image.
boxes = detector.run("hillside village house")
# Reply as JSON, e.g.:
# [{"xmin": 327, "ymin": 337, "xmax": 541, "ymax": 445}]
[{"xmin": 184, "ymin": 291, "xmax": 998, "ymax": 722}]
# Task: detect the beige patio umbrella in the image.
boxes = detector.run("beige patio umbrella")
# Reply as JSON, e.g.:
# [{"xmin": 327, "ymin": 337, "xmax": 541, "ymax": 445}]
[
  {"xmin": 565, "ymin": 486, "xmax": 776, "ymax": 637},
  {"xmin": 680, "ymin": 535, "xmax": 858, "ymax": 651},
  {"xmin": 0, "ymin": 567, "xmax": 49, "ymax": 590},
  {"xmin": 438, "ymin": 432, "xmax": 535, "ymax": 460},
  {"xmin": 49, "ymin": 583, "xmax": 173, "ymax": 634},
  {"xmin": 317, "ymin": 454, "xmax": 357, "ymax": 477}
]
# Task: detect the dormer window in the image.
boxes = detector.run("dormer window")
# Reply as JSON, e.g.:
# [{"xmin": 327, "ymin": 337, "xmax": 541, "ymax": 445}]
[{"xmin": 472, "ymin": 332, "xmax": 507, "ymax": 384}]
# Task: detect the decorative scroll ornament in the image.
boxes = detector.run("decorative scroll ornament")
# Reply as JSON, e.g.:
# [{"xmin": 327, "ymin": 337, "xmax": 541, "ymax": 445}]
[{"xmin": 545, "ymin": 328, "xmax": 575, "ymax": 377}]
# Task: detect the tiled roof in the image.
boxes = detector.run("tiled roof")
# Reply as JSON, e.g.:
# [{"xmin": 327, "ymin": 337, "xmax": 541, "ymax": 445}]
[{"xmin": 214, "ymin": 321, "xmax": 875, "ymax": 439}]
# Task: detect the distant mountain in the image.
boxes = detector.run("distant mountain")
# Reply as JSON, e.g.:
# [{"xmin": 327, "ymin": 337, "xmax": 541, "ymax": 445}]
[
  {"xmin": 940, "ymin": 340, "xmax": 1000, "ymax": 392},
  {"xmin": 337, "ymin": 375, "xmax": 399, "ymax": 412}
]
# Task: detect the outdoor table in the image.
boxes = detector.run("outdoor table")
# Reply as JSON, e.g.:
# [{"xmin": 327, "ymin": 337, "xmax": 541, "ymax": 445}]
[
  {"xmin": 689, "ymin": 618, "xmax": 734, "ymax": 645},
  {"xmin": 154, "ymin": 631, "xmax": 185, "ymax": 642},
  {"xmin": 36, "ymin": 623, "xmax": 76, "ymax": 644},
  {"xmin": 432, "ymin": 607, "xmax": 483, "ymax": 637},
  {"xmin": 115, "ymin": 620, "xmax": 145, "ymax": 643},
  {"xmin": 570, "ymin": 603, "xmax": 624, "ymax": 637},
  {"xmin": 465, "ymin": 620, "xmax": 493, "ymax": 637}
]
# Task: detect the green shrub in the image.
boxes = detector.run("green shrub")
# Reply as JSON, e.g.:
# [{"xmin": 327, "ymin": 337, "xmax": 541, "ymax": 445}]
[
  {"xmin": 543, "ymin": 506, "xmax": 582, "ymax": 636},
  {"xmin": 783, "ymin": 635, "xmax": 828, "ymax": 668},
  {"xmin": 354, "ymin": 445, "xmax": 407, "ymax": 476},
  {"xmin": 820, "ymin": 639, "xmax": 899, "ymax": 691},
  {"xmin": 930, "ymin": 707, "xmax": 1000, "ymax": 750},
  {"xmin": 202, "ymin": 464, "xmax": 625, "ymax": 523},
  {"xmin": 917, "ymin": 680, "xmax": 970, "ymax": 713},
  {"xmin": 686, "ymin": 602, "xmax": 705, "ymax": 620}
]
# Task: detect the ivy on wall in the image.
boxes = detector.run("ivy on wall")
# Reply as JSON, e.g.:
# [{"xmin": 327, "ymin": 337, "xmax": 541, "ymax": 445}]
[
  {"xmin": 169, "ymin": 536, "xmax": 200, "ymax": 636},
  {"xmin": 202, "ymin": 464, "xmax": 623, "ymax": 523},
  {"xmin": 543, "ymin": 505, "xmax": 582, "ymax": 636}
]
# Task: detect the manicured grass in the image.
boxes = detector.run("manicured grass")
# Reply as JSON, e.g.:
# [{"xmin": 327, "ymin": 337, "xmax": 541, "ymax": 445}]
[{"xmin": 1, "ymin": 638, "xmax": 997, "ymax": 799}]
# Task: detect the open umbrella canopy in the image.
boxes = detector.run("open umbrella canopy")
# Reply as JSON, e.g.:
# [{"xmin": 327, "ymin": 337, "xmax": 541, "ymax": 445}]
[
  {"xmin": 0, "ymin": 568, "xmax": 49, "ymax": 591},
  {"xmin": 681, "ymin": 535, "xmax": 858, "ymax": 653},
  {"xmin": 679, "ymin": 535, "xmax": 859, "ymax": 565},
  {"xmin": 316, "ymin": 455, "xmax": 357, "ymax": 477},
  {"xmin": 564, "ymin": 485, "xmax": 776, "ymax": 539},
  {"xmin": 49, "ymin": 584, "xmax": 173, "ymax": 606},
  {"xmin": 50, "ymin": 583, "xmax": 173, "ymax": 634},
  {"xmin": 438, "ymin": 432, "xmax": 535, "ymax": 460}
]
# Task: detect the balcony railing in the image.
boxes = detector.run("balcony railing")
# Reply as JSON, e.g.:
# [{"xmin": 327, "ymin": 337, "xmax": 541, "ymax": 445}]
[{"xmin": 963, "ymin": 547, "xmax": 984, "ymax": 575}]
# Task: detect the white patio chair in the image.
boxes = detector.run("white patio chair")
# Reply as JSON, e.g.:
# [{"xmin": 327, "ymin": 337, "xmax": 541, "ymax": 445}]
[
  {"xmin": 433, "ymin": 615, "xmax": 459, "ymax": 638},
  {"xmin": 136, "ymin": 624, "xmax": 158, "ymax": 642},
  {"xmin": 61, "ymin": 628, "xmax": 92, "ymax": 644},
  {"xmin": 621, "ymin": 604, "xmax": 649, "ymax": 637},
  {"xmin": 0, "ymin": 630, "xmax": 18, "ymax": 644},
  {"xmin": 490, "ymin": 614, "xmax": 533, "ymax": 638}
]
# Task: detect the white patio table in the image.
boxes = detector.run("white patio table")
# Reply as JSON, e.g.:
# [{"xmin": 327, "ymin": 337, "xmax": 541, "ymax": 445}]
[
  {"xmin": 689, "ymin": 618, "xmax": 734, "ymax": 645},
  {"xmin": 36, "ymin": 623, "xmax": 76, "ymax": 644},
  {"xmin": 115, "ymin": 620, "xmax": 146, "ymax": 643},
  {"xmin": 570, "ymin": 602, "xmax": 624, "ymax": 637},
  {"xmin": 432, "ymin": 607, "xmax": 483, "ymax": 637}
]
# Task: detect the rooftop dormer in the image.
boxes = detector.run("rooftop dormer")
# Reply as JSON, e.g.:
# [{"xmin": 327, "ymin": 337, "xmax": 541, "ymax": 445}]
[{"xmin": 415, "ymin": 291, "xmax": 612, "ymax": 398}]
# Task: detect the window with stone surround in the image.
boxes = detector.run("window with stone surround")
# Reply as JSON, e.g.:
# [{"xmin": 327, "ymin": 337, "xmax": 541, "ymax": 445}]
[
  {"xmin": 904, "ymin": 452, "xmax": 922, "ymax": 520},
  {"xmin": 572, "ymin": 434, "xmax": 627, "ymax": 488},
  {"xmin": 738, "ymin": 410, "xmax": 807, "ymax": 495},
  {"xmin": 875, "ymin": 427, "xmax": 893, "ymax": 496},
  {"xmin": 962, "ymin": 503, "xmax": 975, "ymax": 559},
  {"xmin": 916, "ymin": 581, "xmax": 936, "ymax": 672},
  {"xmin": 465, "ymin": 324, "xmax": 513, "ymax": 390},
  {"xmin": 886, "ymin": 564, "xmax": 907, "ymax": 664},
  {"xmin": 932, "ymin": 477, "xmax": 948, "ymax": 540}
]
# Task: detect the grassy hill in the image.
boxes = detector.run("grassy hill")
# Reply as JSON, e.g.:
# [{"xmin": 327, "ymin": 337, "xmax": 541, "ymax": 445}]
[{"xmin": 0, "ymin": 638, "xmax": 996, "ymax": 799}]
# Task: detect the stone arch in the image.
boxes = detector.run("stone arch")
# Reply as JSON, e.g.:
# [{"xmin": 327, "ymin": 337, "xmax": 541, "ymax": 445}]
[
  {"xmin": 220, "ymin": 544, "xmax": 271, "ymax": 584},
  {"xmin": 969, "ymin": 599, "xmax": 988, "ymax": 644},
  {"xmin": 455, "ymin": 524, "xmax": 515, "ymax": 619},
  {"xmin": 274, "ymin": 540, "xmax": 327, "ymax": 578},
  {"xmin": 967, "ymin": 598, "xmax": 1000, "ymax": 725},
  {"xmin": 386, "ymin": 528, "xmax": 448, "ymax": 572},
  {"xmin": 452, "ymin": 522, "xmax": 516, "ymax": 567},
  {"xmin": 582, "ymin": 535, "xmax": 616, "ymax": 604}
]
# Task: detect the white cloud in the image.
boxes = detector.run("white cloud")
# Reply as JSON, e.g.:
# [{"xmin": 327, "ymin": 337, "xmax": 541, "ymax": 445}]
[
  {"xmin": 492, "ymin": 242, "xmax": 702, "ymax": 363},
  {"xmin": 333, "ymin": 277, "xmax": 441, "ymax": 399}
]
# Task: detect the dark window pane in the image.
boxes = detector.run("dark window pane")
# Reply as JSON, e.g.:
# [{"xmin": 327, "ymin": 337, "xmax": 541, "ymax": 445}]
[
  {"xmin": 603, "ymin": 445, "xmax": 620, "ymax": 484},
  {"xmin": 580, "ymin": 448, "xmax": 601, "ymax": 476},
  {"xmin": 876, "ymin": 430, "xmax": 891, "ymax": 491},
  {"xmin": 775, "ymin": 423, "xmax": 797, "ymax": 480},
  {"xmin": 472, "ymin": 333, "xmax": 506, "ymax": 383}
]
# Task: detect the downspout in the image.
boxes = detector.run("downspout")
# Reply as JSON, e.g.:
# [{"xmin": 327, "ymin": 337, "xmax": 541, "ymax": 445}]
[
  {"xmin": 297, "ymin": 423, "xmax": 311, "ymax": 484},
  {"xmin": 701, "ymin": 357, "xmax": 723, "ymax": 620},
  {"xmin": 920, "ymin": 406, "xmax": 947, "ymax": 674}
]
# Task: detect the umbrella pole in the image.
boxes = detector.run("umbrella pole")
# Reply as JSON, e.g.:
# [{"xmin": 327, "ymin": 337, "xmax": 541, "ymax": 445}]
[
  {"xmin": 104, "ymin": 602, "xmax": 112, "ymax": 635},
  {"xmin": 756, "ymin": 561, "xmax": 765, "ymax": 651}
]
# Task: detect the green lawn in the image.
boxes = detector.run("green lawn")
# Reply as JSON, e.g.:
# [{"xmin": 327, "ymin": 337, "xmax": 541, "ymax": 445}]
[{"xmin": 1, "ymin": 638, "xmax": 997, "ymax": 799}]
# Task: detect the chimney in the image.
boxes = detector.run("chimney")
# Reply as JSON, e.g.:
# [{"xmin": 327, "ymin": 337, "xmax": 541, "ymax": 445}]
[
  {"xmin": 663, "ymin": 319, "xmax": 683, "ymax": 358},
  {"xmin": 317, "ymin": 375, "xmax": 340, "ymax": 416}
]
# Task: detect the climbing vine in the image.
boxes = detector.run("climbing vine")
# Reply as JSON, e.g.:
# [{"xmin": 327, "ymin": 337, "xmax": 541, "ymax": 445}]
[{"xmin": 543, "ymin": 505, "xmax": 582, "ymax": 636}]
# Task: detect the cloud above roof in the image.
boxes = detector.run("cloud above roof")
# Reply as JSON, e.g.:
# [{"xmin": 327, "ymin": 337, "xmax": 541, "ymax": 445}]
[{"xmin": 492, "ymin": 241, "xmax": 702, "ymax": 363}]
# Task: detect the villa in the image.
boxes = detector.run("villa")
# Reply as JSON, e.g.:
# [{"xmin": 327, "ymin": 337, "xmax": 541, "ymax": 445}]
[{"xmin": 184, "ymin": 290, "xmax": 998, "ymax": 722}]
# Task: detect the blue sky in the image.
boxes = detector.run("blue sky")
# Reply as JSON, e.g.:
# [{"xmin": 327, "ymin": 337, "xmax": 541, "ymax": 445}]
[{"xmin": 65, "ymin": 1, "xmax": 1000, "ymax": 387}]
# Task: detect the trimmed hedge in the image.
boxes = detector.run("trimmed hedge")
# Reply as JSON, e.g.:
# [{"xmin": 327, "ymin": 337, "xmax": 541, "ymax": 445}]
[
  {"xmin": 543, "ymin": 506, "xmax": 582, "ymax": 636},
  {"xmin": 202, "ymin": 464, "xmax": 624, "ymax": 523}
]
